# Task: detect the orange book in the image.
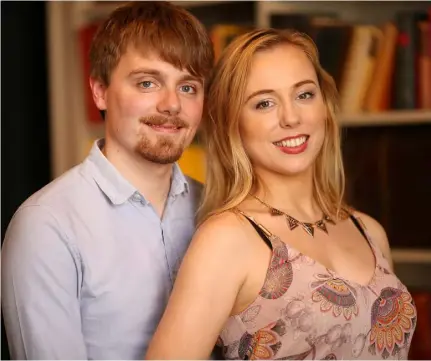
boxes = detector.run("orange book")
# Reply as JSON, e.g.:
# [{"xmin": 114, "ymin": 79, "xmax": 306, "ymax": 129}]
[
  {"xmin": 418, "ymin": 21, "xmax": 431, "ymax": 109},
  {"xmin": 363, "ymin": 23, "xmax": 398, "ymax": 112}
]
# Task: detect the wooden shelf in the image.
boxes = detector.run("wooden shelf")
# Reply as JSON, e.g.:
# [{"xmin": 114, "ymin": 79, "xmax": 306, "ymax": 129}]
[
  {"xmin": 173, "ymin": 1, "xmax": 232, "ymax": 7},
  {"xmin": 392, "ymin": 249, "xmax": 431, "ymax": 264},
  {"xmin": 339, "ymin": 110, "xmax": 431, "ymax": 127},
  {"xmin": 77, "ymin": 1, "xmax": 236, "ymax": 28}
]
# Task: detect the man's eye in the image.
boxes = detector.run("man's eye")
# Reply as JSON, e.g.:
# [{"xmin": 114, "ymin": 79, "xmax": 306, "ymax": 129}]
[
  {"xmin": 139, "ymin": 81, "xmax": 155, "ymax": 88},
  {"xmin": 180, "ymin": 85, "xmax": 196, "ymax": 94}
]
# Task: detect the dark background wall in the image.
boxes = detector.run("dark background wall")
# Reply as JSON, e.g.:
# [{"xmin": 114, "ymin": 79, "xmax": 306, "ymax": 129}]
[{"xmin": 1, "ymin": 2, "xmax": 51, "ymax": 359}]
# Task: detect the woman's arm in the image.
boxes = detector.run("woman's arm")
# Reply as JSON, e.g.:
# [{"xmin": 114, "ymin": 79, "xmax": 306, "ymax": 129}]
[{"xmin": 145, "ymin": 212, "xmax": 251, "ymax": 360}]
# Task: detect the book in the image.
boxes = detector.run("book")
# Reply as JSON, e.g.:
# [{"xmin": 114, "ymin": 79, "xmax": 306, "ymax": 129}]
[
  {"xmin": 363, "ymin": 22, "xmax": 398, "ymax": 112},
  {"xmin": 78, "ymin": 22, "xmax": 103, "ymax": 124},
  {"xmin": 392, "ymin": 11, "xmax": 428, "ymax": 109},
  {"xmin": 339, "ymin": 26, "xmax": 383, "ymax": 114},
  {"xmin": 418, "ymin": 21, "xmax": 431, "ymax": 109}
]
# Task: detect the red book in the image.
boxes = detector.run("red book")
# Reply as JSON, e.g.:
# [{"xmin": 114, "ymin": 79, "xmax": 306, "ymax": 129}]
[
  {"xmin": 418, "ymin": 21, "xmax": 431, "ymax": 109},
  {"xmin": 79, "ymin": 23, "xmax": 103, "ymax": 124}
]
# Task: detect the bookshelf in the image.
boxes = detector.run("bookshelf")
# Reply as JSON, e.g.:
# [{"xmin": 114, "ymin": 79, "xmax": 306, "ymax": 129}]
[
  {"xmin": 47, "ymin": 0, "xmax": 430, "ymax": 176},
  {"xmin": 46, "ymin": 1, "xmax": 431, "ymax": 265},
  {"xmin": 255, "ymin": 1, "xmax": 431, "ymax": 27},
  {"xmin": 340, "ymin": 110, "xmax": 431, "ymax": 127}
]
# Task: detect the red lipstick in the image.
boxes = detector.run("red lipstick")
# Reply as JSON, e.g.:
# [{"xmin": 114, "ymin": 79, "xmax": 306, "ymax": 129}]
[{"xmin": 273, "ymin": 135, "xmax": 309, "ymax": 155}]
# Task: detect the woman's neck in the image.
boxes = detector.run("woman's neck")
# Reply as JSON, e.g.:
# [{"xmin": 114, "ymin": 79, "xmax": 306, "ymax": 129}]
[{"xmin": 251, "ymin": 166, "xmax": 322, "ymax": 222}]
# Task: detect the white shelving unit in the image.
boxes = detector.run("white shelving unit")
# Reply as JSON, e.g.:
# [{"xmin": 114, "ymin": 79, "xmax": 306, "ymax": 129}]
[{"xmin": 46, "ymin": 2, "xmax": 431, "ymax": 266}]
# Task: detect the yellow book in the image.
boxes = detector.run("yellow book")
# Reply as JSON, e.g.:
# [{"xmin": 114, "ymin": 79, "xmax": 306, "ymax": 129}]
[
  {"xmin": 178, "ymin": 144, "xmax": 206, "ymax": 183},
  {"xmin": 211, "ymin": 24, "xmax": 251, "ymax": 62},
  {"xmin": 339, "ymin": 26, "xmax": 383, "ymax": 114}
]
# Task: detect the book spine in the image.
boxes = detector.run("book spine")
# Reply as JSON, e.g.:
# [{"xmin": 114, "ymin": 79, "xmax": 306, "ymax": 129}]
[{"xmin": 393, "ymin": 12, "xmax": 419, "ymax": 109}]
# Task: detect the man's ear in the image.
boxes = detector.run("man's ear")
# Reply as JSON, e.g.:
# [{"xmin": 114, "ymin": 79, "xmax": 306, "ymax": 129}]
[{"xmin": 89, "ymin": 77, "xmax": 108, "ymax": 111}]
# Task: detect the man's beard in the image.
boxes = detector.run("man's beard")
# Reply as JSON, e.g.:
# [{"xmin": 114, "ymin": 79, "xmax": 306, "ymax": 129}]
[{"xmin": 134, "ymin": 115, "xmax": 189, "ymax": 164}]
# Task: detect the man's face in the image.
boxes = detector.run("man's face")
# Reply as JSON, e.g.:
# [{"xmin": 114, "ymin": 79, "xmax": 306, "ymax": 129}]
[{"xmin": 91, "ymin": 46, "xmax": 204, "ymax": 164}]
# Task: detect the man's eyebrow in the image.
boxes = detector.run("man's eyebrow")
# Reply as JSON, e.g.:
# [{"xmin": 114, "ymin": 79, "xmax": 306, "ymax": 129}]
[
  {"xmin": 128, "ymin": 69, "xmax": 203, "ymax": 85},
  {"xmin": 128, "ymin": 68, "xmax": 161, "ymax": 77},
  {"xmin": 179, "ymin": 74, "xmax": 204, "ymax": 85}
]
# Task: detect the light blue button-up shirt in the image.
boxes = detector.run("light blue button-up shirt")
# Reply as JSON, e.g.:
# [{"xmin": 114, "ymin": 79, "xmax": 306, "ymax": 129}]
[{"xmin": 1, "ymin": 139, "xmax": 202, "ymax": 360}]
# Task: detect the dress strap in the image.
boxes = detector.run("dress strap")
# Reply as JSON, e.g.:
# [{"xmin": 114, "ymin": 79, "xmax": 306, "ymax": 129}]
[
  {"xmin": 235, "ymin": 209, "xmax": 273, "ymax": 250},
  {"xmin": 349, "ymin": 213, "xmax": 369, "ymax": 242}
]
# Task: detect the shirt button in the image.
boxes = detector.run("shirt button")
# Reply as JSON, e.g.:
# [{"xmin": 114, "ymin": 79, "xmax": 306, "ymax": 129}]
[{"xmin": 131, "ymin": 192, "xmax": 142, "ymax": 202}]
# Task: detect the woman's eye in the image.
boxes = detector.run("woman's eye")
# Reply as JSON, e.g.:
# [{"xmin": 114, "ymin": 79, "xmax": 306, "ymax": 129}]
[
  {"xmin": 256, "ymin": 100, "xmax": 273, "ymax": 110},
  {"xmin": 298, "ymin": 91, "xmax": 314, "ymax": 100}
]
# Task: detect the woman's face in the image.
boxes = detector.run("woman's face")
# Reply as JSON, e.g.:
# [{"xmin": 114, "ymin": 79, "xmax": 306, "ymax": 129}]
[{"xmin": 239, "ymin": 44, "xmax": 327, "ymax": 178}]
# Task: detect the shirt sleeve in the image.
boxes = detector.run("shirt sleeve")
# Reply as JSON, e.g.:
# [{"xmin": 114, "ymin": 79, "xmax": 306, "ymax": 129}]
[{"xmin": 1, "ymin": 204, "xmax": 87, "ymax": 360}]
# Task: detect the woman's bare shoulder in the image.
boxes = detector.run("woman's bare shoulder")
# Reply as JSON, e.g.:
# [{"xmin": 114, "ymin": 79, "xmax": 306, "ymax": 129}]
[
  {"xmin": 353, "ymin": 211, "xmax": 393, "ymax": 269},
  {"xmin": 191, "ymin": 210, "xmax": 253, "ymax": 254}
]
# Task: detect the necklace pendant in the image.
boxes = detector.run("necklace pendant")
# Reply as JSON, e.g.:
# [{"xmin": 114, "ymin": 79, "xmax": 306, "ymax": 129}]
[
  {"xmin": 286, "ymin": 215, "xmax": 299, "ymax": 230},
  {"xmin": 316, "ymin": 220, "xmax": 328, "ymax": 234},
  {"xmin": 252, "ymin": 194, "xmax": 333, "ymax": 237},
  {"xmin": 270, "ymin": 208, "xmax": 284, "ymax": 216},
  {"xmin": 324, "ymin": 215, "xmax": 336, "ymax": 225},
  {"xmin": 302, "ymin": 223, "xmax": 314, "ymax": 237}
]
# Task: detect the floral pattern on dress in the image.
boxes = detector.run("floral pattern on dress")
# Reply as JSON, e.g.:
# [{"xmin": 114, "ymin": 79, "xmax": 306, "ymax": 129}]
[
  {"xmin": 281, "ymin": 294, "xmax": 315, "ymax": 339},
  {"xmin": 241, "ymin": 305, "xmax": 262, "ymax": 328},
  {"xmin": 322, "ymin": 353, "xmax": 337, "ymax": 360},
  {"xmin": 351, "ymin": 332, "xmax": 368, "ymax": 359},
  {"xmin": 217, "ymin": 337, "xmax": 241, "ymax": 360},
  {"xmin": 260, "ymin": 240, "xmax": 293, "ymax": 299},
  {"xmin": 368, "ymin": 287, "xmax": 417, "ymax": 359},
  {"xmin": 311, "ymin": 272, "xmax": 359, "ymax": 320},
  {"xmin": 323, "ymin": 323, "xmax": 353, "ymax": 351},
  {"xmin": 287, "ymin": 247, "xmax": 316, "ymax": 271},
  {"xmin": 219, "ymin": 213, "xmax": 417, "ymax": 360},
  {"xmin": 275, "ymin": 347, "xmax": 315, "ymax": 360},
  {"xmin": 238, "ymin": 319, "xmax": 286, "ymax": 360}
]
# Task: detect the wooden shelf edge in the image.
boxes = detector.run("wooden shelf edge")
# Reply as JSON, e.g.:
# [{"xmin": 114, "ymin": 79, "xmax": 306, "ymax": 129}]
[
  {"xmin": 340, "ymin": 110, "xmax": 431, "ymax": 127},
  {"xmin": 79, "ymin": 0, "xmax": 234, "ymax": 26},
  {"xmin": 173, "ymin": 0, "xmax": 232, "ymax": 7},
  {"xmin": 392, "ymin": 249, "xmax": 431, "ymax": 264}
]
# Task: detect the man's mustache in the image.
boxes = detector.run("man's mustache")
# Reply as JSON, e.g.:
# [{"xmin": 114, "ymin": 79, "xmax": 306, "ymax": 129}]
[{"xmin": 140, "ymin": 115, "xmax": 188, "ymax": 128}]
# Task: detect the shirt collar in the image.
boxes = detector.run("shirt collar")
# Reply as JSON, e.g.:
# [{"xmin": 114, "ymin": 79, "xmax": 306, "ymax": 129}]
[
  {"xmin": 171, "ymin": 162, "xmax": 189, "ymax": 197},
  {"xmin": 86, "ymin": 139, "xmax": 189, "ymax": 205}
]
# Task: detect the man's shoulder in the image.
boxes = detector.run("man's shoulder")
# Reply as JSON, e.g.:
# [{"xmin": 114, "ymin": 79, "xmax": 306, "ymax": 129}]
[
  {"xmin": 184, "ymin": 176, "xmax": 203, "ymax": 207},
  {"xmin": 19, "ymin": 162, "xmax": 93, "ymax": 216},
  {"xmin": 4, "ymin": 163, "xmax": 92, "ymax": 244},
  {"xmin": 185, "ymin": 176, "xmax": 203, "ymax": 194}
]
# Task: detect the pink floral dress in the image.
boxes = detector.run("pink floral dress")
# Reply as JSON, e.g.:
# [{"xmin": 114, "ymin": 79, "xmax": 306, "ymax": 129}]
[{"xmin": 217, "ymin": 213, "xmax": 417, "ymax": 360}]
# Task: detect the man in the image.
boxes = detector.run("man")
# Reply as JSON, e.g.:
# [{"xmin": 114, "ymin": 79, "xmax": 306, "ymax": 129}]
[{"xmin": 1, "ymin": 2, "xmax": 214, "ymax": 359}]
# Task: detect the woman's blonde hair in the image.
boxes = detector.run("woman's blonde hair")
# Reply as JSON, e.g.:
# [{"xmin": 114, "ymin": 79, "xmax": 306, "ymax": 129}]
[{"xmin": 198, "ymin": 28, "xmax": 348, "ymax": 225}]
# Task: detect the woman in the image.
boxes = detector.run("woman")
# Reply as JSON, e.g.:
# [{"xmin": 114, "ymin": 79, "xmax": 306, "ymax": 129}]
[{"xmin": 145, "ymin": 28, "xmax": 417, "ymax": 360}]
